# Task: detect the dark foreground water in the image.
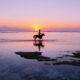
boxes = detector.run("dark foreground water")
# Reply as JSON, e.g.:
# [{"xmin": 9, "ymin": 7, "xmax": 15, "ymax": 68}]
[{"xmin": 0, "ymin": 32, "xmax": 80, "ymax": 80}]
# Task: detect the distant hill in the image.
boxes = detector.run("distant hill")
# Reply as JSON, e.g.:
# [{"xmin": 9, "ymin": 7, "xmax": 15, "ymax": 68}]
[
  {"xmin": 0, "ymin": 26, "xmax": 32, "ymax": 32},
  {"xmin": 0, "ymin": 26, "xmax": 80, "ymax": 32}
]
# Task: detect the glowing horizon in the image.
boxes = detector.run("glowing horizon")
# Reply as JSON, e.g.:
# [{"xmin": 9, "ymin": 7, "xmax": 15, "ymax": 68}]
[{"xmin": 0, "ymin": 19, "xmax": 80, "ymax": 31}]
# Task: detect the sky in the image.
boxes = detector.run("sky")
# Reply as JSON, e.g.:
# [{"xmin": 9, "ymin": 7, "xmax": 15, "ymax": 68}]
[{"xmin": 0, "ymin": 0, "xmax": 80, "ymax": 31}]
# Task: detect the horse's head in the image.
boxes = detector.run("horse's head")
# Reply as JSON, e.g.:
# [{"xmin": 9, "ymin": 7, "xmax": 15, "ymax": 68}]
[{"xmin": 41, "ymin": 33, "xmax": 45, "ymax": 36}]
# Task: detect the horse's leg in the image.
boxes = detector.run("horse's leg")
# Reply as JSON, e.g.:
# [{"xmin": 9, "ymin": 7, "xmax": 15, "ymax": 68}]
[
  {"xmin": 40, "ymin": 36, "xmax": 42, "ymax": 41},
  {"xmin": 41, "ymin": 36, "xmax": 43, "ymax": 41}
]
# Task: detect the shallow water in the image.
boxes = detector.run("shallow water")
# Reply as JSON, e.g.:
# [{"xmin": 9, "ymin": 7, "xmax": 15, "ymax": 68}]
[{"xmin": 0, "ymin": 32, "xmax": 80, "ymax": 80}]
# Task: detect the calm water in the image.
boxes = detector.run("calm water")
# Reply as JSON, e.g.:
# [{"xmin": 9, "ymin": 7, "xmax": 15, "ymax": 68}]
[{"xmin": 0, "ymin": 32, "xmax": 80, "ymax": 80}]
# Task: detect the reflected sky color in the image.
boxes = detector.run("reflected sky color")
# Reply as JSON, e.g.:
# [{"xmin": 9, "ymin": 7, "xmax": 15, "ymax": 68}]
[
  {"xmin": 0, "ymin": 0, "xmax": 80, "ymax": 31},
  {"xmin": 0, "ymin": 32, "xmax": 80, "ymax": 79},
  {"xmin": 0, "ymin": 32, "xmax": 80, "ymax": 57}
]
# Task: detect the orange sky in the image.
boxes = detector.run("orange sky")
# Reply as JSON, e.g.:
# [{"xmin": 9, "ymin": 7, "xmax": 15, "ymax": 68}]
[{"xmin": 0, "ymin": 19, "xmax": 80, "ymax": 31}]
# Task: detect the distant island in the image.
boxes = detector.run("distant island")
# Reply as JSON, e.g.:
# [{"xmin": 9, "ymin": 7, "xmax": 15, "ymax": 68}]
[
  {"xmin": 0, "ymin": 26, "xmax": 80, "ymax": 32},
  {"xmin": 0, "ymin": 26, "xmax": 32, "ymax": 32}
]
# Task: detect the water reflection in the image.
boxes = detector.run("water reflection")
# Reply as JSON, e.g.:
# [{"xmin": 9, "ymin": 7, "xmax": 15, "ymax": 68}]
[
  {"xmin": 33, "ymin": 40, "xmax": 44, "ymax": 51},
  {"xmin": 15, "ymin": 39, "xmax": 80, "ymax": 66},
  {"xmin": 15, "ymin": 40, "xmax": 52, "ymax": 61},
  {"xmin": 15, "ymin": 48, "xmax": 80, "ymax": 66}
]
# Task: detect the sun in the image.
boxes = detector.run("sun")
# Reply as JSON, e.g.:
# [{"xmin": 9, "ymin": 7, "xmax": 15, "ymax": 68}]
[{"xmin": 32, "ymin": 24, "xmax": 40, "ymax": 31}]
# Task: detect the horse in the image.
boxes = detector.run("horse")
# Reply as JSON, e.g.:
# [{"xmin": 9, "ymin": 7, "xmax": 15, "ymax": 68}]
[{"xmin": 33, "ymin": 33, "xmax": 45, "ymax": 40}]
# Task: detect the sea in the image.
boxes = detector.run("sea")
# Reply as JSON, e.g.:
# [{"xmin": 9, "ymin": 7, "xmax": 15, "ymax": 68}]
[{"xmin": 0, "ymin": 32, "xmax": 80, "ymax": 80}]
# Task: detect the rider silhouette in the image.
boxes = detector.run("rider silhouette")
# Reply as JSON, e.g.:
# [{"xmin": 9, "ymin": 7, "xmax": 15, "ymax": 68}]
[{"xmin": 38, "ymin": 29, "xmax": 41, "ymax": 36}]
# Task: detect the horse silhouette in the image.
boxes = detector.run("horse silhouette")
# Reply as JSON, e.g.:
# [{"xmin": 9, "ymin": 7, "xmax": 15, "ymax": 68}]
[{"xmin": 33, "ymin": 30, "xmax": 45, "ymax": 40}]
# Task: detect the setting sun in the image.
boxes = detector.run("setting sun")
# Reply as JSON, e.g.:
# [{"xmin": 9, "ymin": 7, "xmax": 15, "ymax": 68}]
[{"xmin": 32, "ymin": 24, "xmax": 40, "ymax": 31}]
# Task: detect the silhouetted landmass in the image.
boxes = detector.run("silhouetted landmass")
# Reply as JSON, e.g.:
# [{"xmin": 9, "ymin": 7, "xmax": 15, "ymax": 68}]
[
  {"xmin": 0, "ymin": 26, "xmax": 80, "ymax": 32},
  {"xmin": 16, "ymin": 52, "xmax": 41, "ymax": 59},
  {"xmin": 72, "ymin": 51, "xmax": 80, "ymax": 58},
  {"xmin": 53, "ymin": 51, "xmax": 80, "ymax": 66},
  {"xmin": 15, "ymin": 51, "xmax": 80, "ymax": 66},
  {"xmin": 0, "ymin": 26, "xmax": 32, "ymax": 32},
  {"xmin": 15, "ymin": 52, "xmax": 56, "ymax": 61},
  {"xmin": 53, "ymin": 61, "xmax": 80, "ymax": 66}
]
